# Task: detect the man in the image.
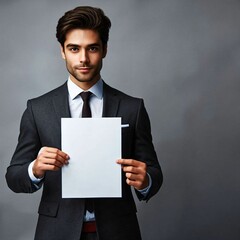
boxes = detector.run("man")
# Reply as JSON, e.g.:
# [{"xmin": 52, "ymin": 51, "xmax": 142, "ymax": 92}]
[{"xmin": 6, "ymin": 6, "xmax": 162, "ymax": 240}]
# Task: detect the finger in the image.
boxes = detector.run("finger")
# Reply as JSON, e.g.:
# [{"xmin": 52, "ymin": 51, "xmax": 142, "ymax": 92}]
[
  {"xmin": 47, "ymin": 158, "xmax": 65, "ymax": 168},
  {"xmin": 39, "ymin": 149, "xmax": 69, "ymax": 165},
  {"xmin": 40, "ymin": 147, "xmax": 69, "ymax": 160},
  {"xmin": 126, "ymin": 178, "xmax": 143, "ymax": 190},
  {"xmin": 117, "ymin": 159, "xmax": 139, "ymax": 166},
  {"xmin": 38, "ymin": 162, "xmax": 62, "ymax": 172},
  {"xmin": 37, "ymin": 151, "xmax": 69, "ymax": 166},
  {"xmin": 36, "ymin": 157, "xmax": 64, "ymax": 169},
  {"xmin": 45, "ymin": 152, "xmax": 69, "ymax": 164},
  {"xmin": 126, "ymin": 174, "xmax": 149, "ymax": 190},
  {"xmin": 122, "ymin": 165, "xmax": 140, "ymax": 174},
  {"xmin": 125, "ymin": 172, "xmax": 145, "ymax": 182},
  {"xmin": 117, "ymin": 159, "xmax": 146, "ymax": 168},
  {"xmin": 122, "ymin": 163, "xmax": 146, "ymax": 174}
]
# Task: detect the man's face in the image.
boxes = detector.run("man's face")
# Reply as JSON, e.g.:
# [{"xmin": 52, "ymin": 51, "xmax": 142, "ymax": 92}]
[{"xmin": 61, "ymin": 29, "xmax": 107, "ymax": 90}]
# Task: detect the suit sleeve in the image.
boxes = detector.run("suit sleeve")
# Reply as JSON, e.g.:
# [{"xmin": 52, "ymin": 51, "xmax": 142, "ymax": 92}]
[
  {"xmin": 5, "ymin": 100, "xmax": 42, "ymax": 193},
  {"xmin": 133, "ymin": 99, "xmax": 163, "ymax": 201}
]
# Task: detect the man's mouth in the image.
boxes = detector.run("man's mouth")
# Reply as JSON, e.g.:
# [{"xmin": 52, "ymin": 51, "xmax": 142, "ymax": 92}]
[{"xmin": 76, "ymin": 67, "xmax": 91, "ymax": 73}]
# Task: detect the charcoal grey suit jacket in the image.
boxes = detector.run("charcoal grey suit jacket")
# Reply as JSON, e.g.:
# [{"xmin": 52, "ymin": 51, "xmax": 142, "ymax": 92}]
[{"xmin": 6, "ymin": 81, "xmax": 162, "ymax": 240}]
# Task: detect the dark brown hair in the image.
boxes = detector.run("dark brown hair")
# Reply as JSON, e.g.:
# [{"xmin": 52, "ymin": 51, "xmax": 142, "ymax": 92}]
[{"xmin": 56, "ymin": 6, "xmax": 111, "ymax": 47}]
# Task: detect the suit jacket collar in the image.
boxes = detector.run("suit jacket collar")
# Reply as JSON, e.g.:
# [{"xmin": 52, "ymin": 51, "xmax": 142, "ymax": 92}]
[
  {"xmin": 52, "ymin": 82, "xmax": 71, "ymax": 119},
  {"xmin": 102, "ymin": 81, "xmax": 120, "ymax": 117},
  {"xmin": 52, "ymin": 81, "xmax": 120, "ymax": 119}
]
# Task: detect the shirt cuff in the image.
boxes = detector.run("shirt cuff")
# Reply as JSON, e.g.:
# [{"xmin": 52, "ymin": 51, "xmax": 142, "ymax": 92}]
[
  {"xmin": 28, "ymin": 161, "xmax": 43, "ymax": 184},
  {"xmin": 137, "ymin": 173, "xmax": 152, "ymax": 197}
]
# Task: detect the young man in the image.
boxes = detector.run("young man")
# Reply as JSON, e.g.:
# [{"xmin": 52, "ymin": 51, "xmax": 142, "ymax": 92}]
[{"xmin": 6, "ymin": 6, "xmax": 162, "ymax": 240}]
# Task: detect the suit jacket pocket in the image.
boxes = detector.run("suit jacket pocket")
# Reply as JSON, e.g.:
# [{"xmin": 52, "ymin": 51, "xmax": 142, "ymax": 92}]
[{"xmin": 38, "ymin": 201, "xmax": 59, "ymax": 217}]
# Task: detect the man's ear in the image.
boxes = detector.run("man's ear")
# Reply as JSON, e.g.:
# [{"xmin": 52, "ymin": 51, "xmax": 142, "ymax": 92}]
[
  {"xmin": 102, "ymin": 44, "xmax": 108, "ymax": 58},
  {"xmin": 60, "ymin": 45, "xmax": 66, "ymax": 60}
]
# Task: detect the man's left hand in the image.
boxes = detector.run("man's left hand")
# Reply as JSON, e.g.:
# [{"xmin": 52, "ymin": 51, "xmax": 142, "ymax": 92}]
[{"xmin": 117, "ymin": 159, "xmax": 149, "ymax": 190}]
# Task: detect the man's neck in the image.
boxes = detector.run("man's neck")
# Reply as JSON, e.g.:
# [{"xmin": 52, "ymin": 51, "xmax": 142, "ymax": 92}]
[{"xmin": 69, "ymin": 75, "xmax": 101, "ymax": 90}]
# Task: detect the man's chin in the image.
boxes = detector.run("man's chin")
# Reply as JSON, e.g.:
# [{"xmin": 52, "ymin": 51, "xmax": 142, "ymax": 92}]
[
  {"xmin": 76, "ymin": 78, "xmax": 96, "ymax": 83},
  {"xmin": 74, "ymin": 75, "xmax": 93, "ymax": 83},
  {"xmin": 74, "ymin": 74, "xmax": 100, "ymax": 84}
]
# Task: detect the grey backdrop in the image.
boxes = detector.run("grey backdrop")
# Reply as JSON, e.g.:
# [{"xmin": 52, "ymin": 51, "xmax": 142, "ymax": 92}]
[{"xmin": 1, "ymin": 0, "xmax": 240, "ymax": 239}]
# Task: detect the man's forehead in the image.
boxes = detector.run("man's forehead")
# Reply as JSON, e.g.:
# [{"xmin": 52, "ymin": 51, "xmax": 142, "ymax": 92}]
[{"xmin": 64, "ymin": 29, "xmax": 102, "ymax": 46}]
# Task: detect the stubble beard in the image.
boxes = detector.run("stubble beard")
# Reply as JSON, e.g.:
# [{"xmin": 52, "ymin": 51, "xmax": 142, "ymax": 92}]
[{"xmin": 66, "ymin": 62, "xmax": 102, "ymax": 84}]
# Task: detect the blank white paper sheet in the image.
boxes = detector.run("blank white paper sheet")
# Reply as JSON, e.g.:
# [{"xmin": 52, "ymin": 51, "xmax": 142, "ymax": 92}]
[{"xmin": 61, "ymin": 117, "xmax": 122, "ymax": 198}]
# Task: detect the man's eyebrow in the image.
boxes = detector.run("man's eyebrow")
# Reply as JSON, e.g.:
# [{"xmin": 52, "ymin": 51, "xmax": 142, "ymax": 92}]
[
  {"xmin": 66, "ymin": 43, "xmax": 101, "ymax": 48},
  {"xmin": 88, "ymin": 43, "xmax": 101, "ymax": 47},
  {"xmin": 66, "ymin": 44, "xmax": 79, "ymax": 48}
]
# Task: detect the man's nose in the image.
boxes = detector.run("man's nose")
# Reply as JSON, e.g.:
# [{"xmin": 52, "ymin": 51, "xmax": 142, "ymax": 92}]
[{"xmin": 79, "ymin": 49, "xmax": 89, "ymax": 63}]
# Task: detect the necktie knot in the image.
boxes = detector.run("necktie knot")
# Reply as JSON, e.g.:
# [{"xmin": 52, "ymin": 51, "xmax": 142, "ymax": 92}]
[{"xmin": 80, "ymin": 91, "xmax": 92, "ymax": 102}]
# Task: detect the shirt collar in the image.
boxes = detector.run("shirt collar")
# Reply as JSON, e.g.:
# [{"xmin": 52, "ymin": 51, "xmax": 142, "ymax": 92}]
[{"xmin": 67, "ymin": 76, "xmax": 103, "ymax": 100}]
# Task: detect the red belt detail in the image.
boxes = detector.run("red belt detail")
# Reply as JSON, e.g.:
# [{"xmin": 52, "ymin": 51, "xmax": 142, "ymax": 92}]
[{"xmin": 82, "ymin": 221, "xmax": 97, "ymax": 233}]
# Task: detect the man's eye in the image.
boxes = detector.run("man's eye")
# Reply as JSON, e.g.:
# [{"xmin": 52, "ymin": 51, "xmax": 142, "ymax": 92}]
[
  {"xmin": 70, "ymin": 47, "xmax": 79, "ymax": 52},
  {"xmin": 89, "ymin": 47, "xmax": 98, "ymax": 52}
]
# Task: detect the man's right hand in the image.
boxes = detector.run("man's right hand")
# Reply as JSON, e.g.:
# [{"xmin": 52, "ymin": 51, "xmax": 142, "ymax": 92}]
[{"xmin": 32, "ymin": 147, "xmax": 69, "ymax": 178}]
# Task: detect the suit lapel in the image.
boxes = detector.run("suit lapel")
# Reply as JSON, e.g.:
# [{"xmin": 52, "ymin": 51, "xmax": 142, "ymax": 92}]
[
  {"xmin": 52, "ymin": 82, "xmax": 71, "ymax": 120},
  {"xmin": 102, "ymin": 82, "xmax": 120, "ymax": 117}
]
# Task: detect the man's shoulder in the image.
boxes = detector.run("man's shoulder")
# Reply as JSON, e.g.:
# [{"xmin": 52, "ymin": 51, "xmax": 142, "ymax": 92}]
[
  {"xmin": 29, "ymin": 82, "xmax": 67, "ymax": 104},
  {"xmin": 104, "ymin": 82, "xmax": 143, "ymax": 102}
]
